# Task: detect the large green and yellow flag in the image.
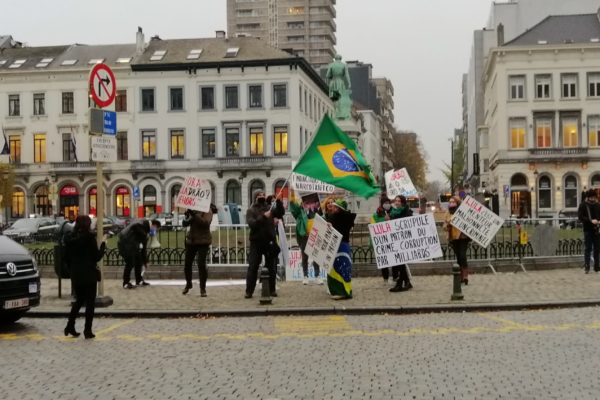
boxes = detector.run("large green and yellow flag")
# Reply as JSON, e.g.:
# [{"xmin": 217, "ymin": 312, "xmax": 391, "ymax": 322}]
[{"xmin": 293, "ymin": 114, "xmax": 380, "ymax": 199}]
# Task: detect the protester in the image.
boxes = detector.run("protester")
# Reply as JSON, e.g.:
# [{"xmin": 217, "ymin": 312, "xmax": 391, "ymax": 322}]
[
  {"xmin": 118, "ymin": 219, "xmax": 161, "ymax": 289},
  {"xmin": 245, "ymin": 189, "xmax": 284, "ymax": 298},
  {"xmin": 182, "ymin": 207, "xmax": 213, "ymax": 296},
  {"xmin": 289, "ymin": 190, "xmax": 323, "ymax": 285},
  {"xmin": 267, "ymin": 194, "xmax": 287, "ymax": 282},
  {"xmin": 326, "ymin": 199, "xmax": 355, "ymax": 300},
  {"xmin": 444, "ymin": 196, "xmax": 471, "ymax": 284},
  {"xmin": 371, "ymin": 195, "xmax": 398, "ymax": 284},
  {"xmin": 64, "ymin": 215, "xmax": 106, "ymax": 339},
  {"xmin": 389, "ymin": 195, "xmax": 414, "ymax": 292},
  {"xmin": 578, "ymin": 189, "xmax": 600, "ymax": 273}
]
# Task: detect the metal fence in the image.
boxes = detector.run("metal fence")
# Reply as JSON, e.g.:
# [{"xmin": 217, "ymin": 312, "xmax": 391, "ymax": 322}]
[{"xmin": 28, "ymin": 217, "xmax": 585, "ymax": 268}]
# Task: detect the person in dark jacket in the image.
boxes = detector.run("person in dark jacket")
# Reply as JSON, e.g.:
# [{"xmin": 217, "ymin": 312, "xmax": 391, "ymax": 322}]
[
  {"xmin": 389, "ymin": 195, "xmax": 414, "ymax": 292},
  {"xmin": 578, "ymin": 189, "xmax": 600, "ymax": 273},
  {"xmin": 182, "ymin": 208, "xmax": 213, "ymax": 296},
  {"xmin": 64, "ymin": 215, "xmax": 106, "ymax": 339},
  {"xmin": 244, "ymin": 189, "xmax": 284, "ymax": 298},
  {"xmin": 326, "ymin": 199, "xmax": 356, "ymax": 299},
  {"xmin": 118, "ymin": 219, "xmax": 161, "ymax": 289}
]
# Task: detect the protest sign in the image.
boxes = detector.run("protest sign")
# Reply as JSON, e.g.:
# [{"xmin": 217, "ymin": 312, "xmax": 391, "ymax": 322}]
[
  {"xmin": 369, "ymin": 213, "xmax": 442, "ymax": 269},
  {"xmin": 450, "ymin": 195, "xmax": 505, "ymax": 248},
  {"xmin": 305, "ymin": 214, "xmax": 343, "ymax": 272},
  {"xmin": 291, "ymin": 172, "xmax": 336, "ymax": 194},
  {"xmin": 385, "ymin": 168, "xmax": 418, "ymax": 198},
  {"xmin": 175, "ymin": 176, "xmax": 212, "ymax": 212},
  {"xmin": 285, "ymin": 249, "xmax": 327, "ymax": 281}
]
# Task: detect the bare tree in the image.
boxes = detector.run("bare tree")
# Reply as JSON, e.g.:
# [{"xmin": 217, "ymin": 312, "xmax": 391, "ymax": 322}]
[{"xmin": 390, "ymin": 130, "xmax": 429, "ymax": 191}]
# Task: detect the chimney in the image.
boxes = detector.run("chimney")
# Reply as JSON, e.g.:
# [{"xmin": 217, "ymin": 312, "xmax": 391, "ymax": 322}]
[
  {"xmin": 136, "ymin": 27, "xmax": 145, "ymax": 55},
  {"xmin": 216, "ymin": 30, "xmax": 226, "ymax": 39},
  {"xmin": 497, "ymin": 23, "xmax": 505, "ymax": 46}
]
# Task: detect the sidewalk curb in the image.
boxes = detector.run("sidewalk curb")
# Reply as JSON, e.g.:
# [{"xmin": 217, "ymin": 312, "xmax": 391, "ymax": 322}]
[{"xmin": 27, "ymin": 299, "xmax": 600, "ymax": 319}]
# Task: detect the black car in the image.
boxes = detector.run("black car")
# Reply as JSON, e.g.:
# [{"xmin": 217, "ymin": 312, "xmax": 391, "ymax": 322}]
[{"xmin": 0, "ymin": 235, "xmax": 41, "ymax": 323}]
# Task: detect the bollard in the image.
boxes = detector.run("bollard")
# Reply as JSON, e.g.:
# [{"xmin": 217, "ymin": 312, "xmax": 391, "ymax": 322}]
[
  {"xmin": 259, "ymin": 264, "xmax": 272, "ymax": 305},
  {"xmin": 451, "ymin": 263, "xmax": 464, "ymax": 301}
]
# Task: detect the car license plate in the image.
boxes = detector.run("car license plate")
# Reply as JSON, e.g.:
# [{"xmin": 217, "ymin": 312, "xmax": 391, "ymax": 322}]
[
  {"xmin": 4, "ymin": 298, "xmax": 29, "ymax": 310},
  {"xmin": 29, "ymin": 283, "xmax": 38, "ymax": 293}
]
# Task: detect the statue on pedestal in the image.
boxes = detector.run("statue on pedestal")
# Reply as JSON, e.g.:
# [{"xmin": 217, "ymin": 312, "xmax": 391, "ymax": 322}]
[{"xmin": 326, "ymin": 54, "xmax": 352, "ymax": 120}]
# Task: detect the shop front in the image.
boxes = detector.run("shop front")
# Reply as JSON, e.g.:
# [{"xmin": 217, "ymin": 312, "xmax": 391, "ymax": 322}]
[{"xmin": 60, "ymin": 185, "xmax": 79, "ymax": 218}]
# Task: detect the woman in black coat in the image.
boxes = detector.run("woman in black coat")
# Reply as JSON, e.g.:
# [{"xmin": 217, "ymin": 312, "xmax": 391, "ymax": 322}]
[{"xmin": 64, "ymin": 215, "xmax": 106, "ymax": 339}]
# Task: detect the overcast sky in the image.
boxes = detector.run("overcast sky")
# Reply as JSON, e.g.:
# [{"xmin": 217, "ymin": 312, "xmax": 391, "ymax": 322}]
[{"xmin": 2, "ymin": 0, "xmax": 492, "ymax": 184}]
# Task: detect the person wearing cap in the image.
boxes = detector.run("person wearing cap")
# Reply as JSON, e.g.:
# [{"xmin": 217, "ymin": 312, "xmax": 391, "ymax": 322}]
[
  {"xmin": 326, "ymin": 198, "xmax": 356, "ymax": 300},
  {"xmin": 117, "ymin": 218, "xmax": 161, "ymax": 289},
  {"xmin": 578, "ymin": 189, "xmax": 600, "ymax": 273},
  {"xmin": 444, "ymin": 196, "xmax": 471, "ymax": 284},
  {"xmin": 245, "ymin": 189, "xmax": 285, "ymax": 298},
  {"xmin": 389, "ymin": 195, "xmax": 414, "ymax": 292},
  {"xmin": 371, "ymin": 195, "xmax": 398, "ymax": 284}
]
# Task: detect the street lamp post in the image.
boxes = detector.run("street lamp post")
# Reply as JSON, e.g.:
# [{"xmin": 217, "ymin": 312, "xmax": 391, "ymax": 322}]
[{"xmin": 450, "ymin": 138, "xmax": 455, "ymax": 195}]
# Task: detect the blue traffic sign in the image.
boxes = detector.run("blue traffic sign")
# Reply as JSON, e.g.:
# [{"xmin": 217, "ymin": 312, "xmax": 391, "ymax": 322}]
[
  {"xmin": 133, "ymin": 186, "xmax": 140, "ymax": 200},
  {"xmin": 103, "ymin": 110, "xmax": 116, "ymax": 135}
]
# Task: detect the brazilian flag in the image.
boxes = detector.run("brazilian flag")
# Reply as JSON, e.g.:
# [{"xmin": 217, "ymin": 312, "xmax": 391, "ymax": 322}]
[{"xmin": 293, "ymin": 114, "xmax": 380, "ymax": 199}]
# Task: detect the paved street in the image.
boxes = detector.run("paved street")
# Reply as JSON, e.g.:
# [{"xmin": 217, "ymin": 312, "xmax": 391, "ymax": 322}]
[{"xmin": 3, "ymin": 308, "xmax": 600, "ymax": 399}]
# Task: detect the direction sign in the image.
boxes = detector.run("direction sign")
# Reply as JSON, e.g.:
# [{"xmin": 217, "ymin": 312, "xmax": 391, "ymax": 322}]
[
  {"xmin": 89, "ymin": 63, "xmax": 116, "ymax": 108},
  {"xmin": 90, "ymin": 136, "xmax": 117, "ymax": 162},
  {"xmin": 89, "ymin": 108, "xmax": 117, "ymax": 135},
  {"xmin": 133, "ymin": 186, "xmax": 140, "ymax": 200}
]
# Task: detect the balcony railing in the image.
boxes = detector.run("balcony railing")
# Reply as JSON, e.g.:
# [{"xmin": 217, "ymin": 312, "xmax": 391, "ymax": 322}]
[
  {"xmin": 216, "ymin": 156, "xmax": 272, "ymax": 169},
  {"xmin": 529, "ymin": 147, "xmax": 588, "ymax": 156}
]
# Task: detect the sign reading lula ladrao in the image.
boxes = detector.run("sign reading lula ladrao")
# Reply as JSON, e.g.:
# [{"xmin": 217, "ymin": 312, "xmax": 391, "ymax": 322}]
[
  {"xmin": 369, "ymin": 213, "xmax": 442, "ymax": 268},
  {"xmin": 450, "ymin": 195, "xmax": 505, "ymax": 248},
  {"xmin": 385, "ymin": 168, "xmax": 418, "ymax": 198},
  {"xmin": 305, "ymin": 214, "xmax": 342, "ymax": 272},
  {"xmin": 175, "ymin": 176, "xmax": 212, "ymax": 212}
]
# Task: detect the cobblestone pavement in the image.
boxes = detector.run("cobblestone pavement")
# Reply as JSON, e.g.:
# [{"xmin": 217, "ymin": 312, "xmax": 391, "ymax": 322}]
[
  {"xmin": 37, "ymin": 267, "xmax": 600, "ymax": 313},
  {"xmin": 2, "ymin": 308, "xmax": 600, "ymax": 399}
]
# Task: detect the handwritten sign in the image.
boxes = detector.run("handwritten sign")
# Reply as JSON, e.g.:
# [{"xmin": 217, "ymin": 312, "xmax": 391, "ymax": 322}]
[
  {"xmin": 450, "ymin": 195, "xmax": 505, "ymax": 248},
  {"xmin": 305, "ymin": 214, "xmax": 342, "ymax": 272},
  {"xmin": 385, "ymin": 168, "xmax": 418, "ymax": 198},
  {"xmin": 285, "ymin": 250, "xmax": 327, "ymax": 281},
  {"xmin": 175, "ymin": 176, "xmax": 212, "ymax": 212},
  {"xmin": 291, "ymin": 173, "xmax": 336, "ymax": 194},
  {"xmin": 368, "ymin": 213, "xmax": 442, "ymax": 269}
]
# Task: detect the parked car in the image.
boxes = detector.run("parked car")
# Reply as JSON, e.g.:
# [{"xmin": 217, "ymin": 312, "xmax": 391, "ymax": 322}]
[
  {"xmin": 103, "ymin": 216, "xmax": 128, "ymax": 233},
  {"xmin": 0, "ymin": 235, "xmax": 41, "ymax": 323},
  {"xmin": 2, "ymin": 217, "xmax": 59, "ymax": 242}
]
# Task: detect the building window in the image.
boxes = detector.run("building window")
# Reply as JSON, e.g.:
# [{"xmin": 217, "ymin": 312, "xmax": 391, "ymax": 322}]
[
  {"xmin": 62, "ymin": 92, "xmax": 74, "ymax": 114},
  {"xmin": 564, "ymin": 175, "xmax": 579, "ymax": 208},
  {"xmin": 538, "ymin": 176, "xmax": 552, "ymax": 209},
  {"xmin": 225, "ymin": 86, "xmax": 238, "ymax": 109},
  {"xmin": 33, "ymin": 93, "xmax": 45, "ymax": 115},
  {"xmin": 589, "ymin": 116, "xmax": 600, "ymax": 148},
  {"xmin": 561, "ymin": 116, "xmax": 579, "ymax": 147},
  {"xmin": 117, "ymin": 131, "xmax": 128, "ymax": 160},
  {"xmin": 142, "ymin": 186, "xmax": 157, "ymax": 217},
  {"xmin": 588, "ymin": 73, "xmax": 600, "ymax": 97},
  {"xmin": 62, "ymin": 133, "xmax": 76, "ymax": 161},
  {"xmin": 9, "ymin": 135, "xmax": 21, "ymax": 163},
  {"xmin": 273, "ymin": 84, "xmax": 287, "ymax": 108},
  {"xmin": 225, "ymin": 127, "xmax": 240, "ymax": 157},
  {"xmin": 11, "ymin": 189, "xmax": 25, "ymax": 218},
  {"xmin": 249, "ymin": 127, "xmax": 264, "ymax": 156},
  {"xmin": 274, "ymin": 126, "xmax": 288, "ymax": 156},
  {"xmin": 89, "ymin": 187, "xmax": 97, "ymax": 216},
  {"xmin": 561, "ymin": 74, "xmax": 578, "ymax": 98},
  {"xmin": 8, "ymin": 94, "xmax": 20, "ymax": 116},
  {"xmin": 509, "ymin": 118, "xmax": 526, "ymax": 149},
  {"xmin": 535, "ymin": 118, "xmax": 552, "ymax": 148},
  {"xmin": 201, "ymin": 87, "xmax": 215, "ymax": 110},
  {"xmin": 248, "ymin": 180, "xmax": 265, "ymax": 205},
  {"xmin": 509, "ymin": 76, "xmax": 525, "ymax": 100},
  {"xmin": 304, "ymin": 89, "xmax": 308, "ymax": 116},
  {"xmin": 535, "ymin": 75, "xmax": 551, "ymax": 99},
  {"xmin": 115, "ymin": 186, "xmax": 131, "ymax": 217},
  {"xmin": 201, "ymin": 128, "xmax": 216, "ymax": 158},
  {"xmin": 248, "ymin": 85, "xmax": 262, "ymax": 108},
  {"xmin": 169, "ymin": 87, "xmax": 184, "ymax": 111},
  {"xmin": 141, "ymin": 88, "xmax": 155, "ymax": 111},
  {"xmin": 35, "ymin": 186, "xmax": 50, "ymax": 216},
  {"xmin": 115, "ymin": 90, "xmax": 127, "ymax": 112},
  {"xmin": 309, "ymin": 93, "xmax": 313, "ymax": 119},
  {"xmin": 34, "ymin": 134, "xmax": 46, "ymax": 163},
  {"xmin": 225, "ymin": 180, "xmax": 241, "ymax": 205},
  {"xmin": 299, "ymin": 85, "xmax": 303, "ymax": 112},
  {"xmin": 170, "ymin": 129, "xmax": 185, "ymax": 159},
  {"xmin": 274, "ymin": 179, "xmax": 289, "ymax": 208},
  {"xmin": 141, "ymin": 130, "xmax": 156, "ymax": 159}
]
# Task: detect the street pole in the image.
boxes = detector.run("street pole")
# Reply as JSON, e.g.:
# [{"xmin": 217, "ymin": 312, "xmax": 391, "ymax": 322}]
[{"xmin": 450, "ymin": 138, "xmax": 454, "ymax": 195}]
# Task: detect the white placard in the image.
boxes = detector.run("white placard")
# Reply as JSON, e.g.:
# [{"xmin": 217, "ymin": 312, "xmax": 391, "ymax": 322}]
[
  {"xmin": 285, "ymin": 250, "xmax": 327, "ymax": 281},
  {"xmin": 305, "ymin": 214, "xmax": 342, "ymax": 273},
  {"xmin": 90, "ymin": 135, "xmax": 117, "ymax": 162},
  {"xmin": 385, "ymin": 168, "xmax": 418, "ymax": 198},
  {"xmin": 369, "ymin": 213, "xmax": 442, "ymax": 269},
  {"xmin": 450, "ymin": 195, "xmax": 505, "ymax": 248},
  {"xmin": 175, "ymin": 176, "xmax": 212, "ymax": 212},
  {"xmin": 290, "ymin": 173, "xmax": 336, "ymax": 194}
]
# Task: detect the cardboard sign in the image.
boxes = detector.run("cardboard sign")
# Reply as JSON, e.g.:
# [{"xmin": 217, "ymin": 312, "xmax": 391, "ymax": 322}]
[
  {"xmin": 450, "ymin": 195, "xmax": 505, "ymax": 248},
  {"xmin": 385, "ymin": 168, "xmax": 418, "ymax": 198},
  {"xmin": 175, "ymin": 176, "xmax": 212, "ymax": 212},
  {"xmin": 369, "ymin": 213, "xmax": 442, "ymax": 268},
  {"xmin": 291, "ymin": 173, "xmax": 336, "ymax": 194},
  {"xmin": 305, "ymin": 214, "xmax": 343, "ymax": 273},
  {"xmin": 285, "ymin": 249, "xmax": 327, "ymax": 281}
]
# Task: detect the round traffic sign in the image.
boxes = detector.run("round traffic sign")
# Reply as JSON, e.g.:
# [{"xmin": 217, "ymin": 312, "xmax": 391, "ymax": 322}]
[{"xmin": 89, "ymin": 63, "xmax": 117, "ymax": 108}]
